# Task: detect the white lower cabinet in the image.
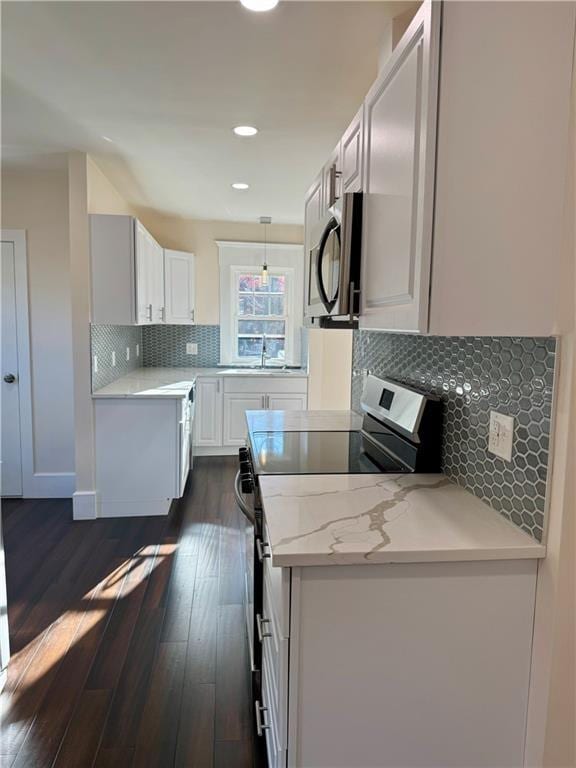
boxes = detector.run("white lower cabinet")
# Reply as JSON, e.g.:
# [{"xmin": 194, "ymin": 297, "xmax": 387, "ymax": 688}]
[
  {"xmin": 94, "ymin": 395, "xmax": 191, "ymax": 517},
  {"xmin": 223, "ymin": 393, "xmax": 265, "ymax": 446},
  {"xmin": 194, "ymin": 377, "xmax": 223, "ymax": 447},
  {"xmin": 195, "ymin": 375, "xmax": 308, "ymax": 452},
  {"xmin": 258, "ymin": 539, "xmax": 538, "ymax": 768}
]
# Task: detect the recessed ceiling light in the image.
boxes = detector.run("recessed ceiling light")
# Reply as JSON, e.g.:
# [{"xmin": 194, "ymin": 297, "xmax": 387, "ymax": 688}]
[
  {"xmin": 102, "ymin": 135, "xmax": 114, "ymax": 143},
  {"xmin": 240, "ymin": 0, "xmax": 279, "ymax": 11},
  {"xmin": 233, "ymin": 125, "xmax": 258, "ymax": 137},
  {"xmin": 232, "ymin": 182, "xmax": 250, "ymax": 190}
]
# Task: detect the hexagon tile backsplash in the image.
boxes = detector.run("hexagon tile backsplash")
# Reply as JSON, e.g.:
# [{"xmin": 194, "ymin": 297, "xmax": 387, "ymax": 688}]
[{"xmin": 351, "ymin": 332, "xmax": 557, "ymax": 541}]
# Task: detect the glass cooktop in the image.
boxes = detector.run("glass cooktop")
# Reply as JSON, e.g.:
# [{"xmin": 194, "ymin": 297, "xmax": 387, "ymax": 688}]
[{"xmin": 248, "ymin": 430, "xmax": 408, "ymax": 476}]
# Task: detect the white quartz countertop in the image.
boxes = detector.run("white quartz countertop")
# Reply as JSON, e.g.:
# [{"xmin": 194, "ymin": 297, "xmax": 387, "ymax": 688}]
[
  {"xmin": 246, "ymin": 409, "xmax": 363, "ymax": 432},
  {"xmin": 92, "ymin": 366, "xmax": 308, "ymax": 398},
  {"xmin": 259, "ymin": 473, "xmax": 545, "ymax": 567}
]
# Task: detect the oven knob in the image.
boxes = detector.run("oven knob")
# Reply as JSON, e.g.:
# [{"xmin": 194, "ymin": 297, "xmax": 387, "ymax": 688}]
[
  {"xmin": 241, "ymin": 473, "xmax": 254, "ymax": 494},
  {"xmin": 239, "ymin": 447, "xmax": 250, "ymax": 462},
  {"xmin": 240, "ymin": 459, "xmax": 251, "ymax": 473}
]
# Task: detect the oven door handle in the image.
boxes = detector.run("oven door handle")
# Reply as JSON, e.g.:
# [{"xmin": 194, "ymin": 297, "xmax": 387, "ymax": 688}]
[{"xmin": 234, "ymin": 470, "xmax": 255, "ymax": 526}]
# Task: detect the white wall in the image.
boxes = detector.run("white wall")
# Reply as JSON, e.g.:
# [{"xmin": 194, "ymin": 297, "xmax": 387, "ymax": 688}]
[
  {"xmin": 1, "ymin": 166, "xmax": 75, "ymax": 496},
  {"xmin": 526, "ymin": 31, "xmax": 576, "ymax": 768},
  {"xmin": 307, "ymin": 329, "xmax": 353, "ymax": 410}
]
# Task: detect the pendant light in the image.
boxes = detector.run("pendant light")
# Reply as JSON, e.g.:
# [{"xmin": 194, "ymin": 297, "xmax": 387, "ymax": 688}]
[{"xmin": 259, "ymin": 216, "xmax": 271, "ymax": 287}]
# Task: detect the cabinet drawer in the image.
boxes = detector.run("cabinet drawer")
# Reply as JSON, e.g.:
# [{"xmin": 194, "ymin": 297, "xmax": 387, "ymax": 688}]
[
  {"xmin": 223, "ymin": 376, "xmax": 307, "ymax": 394},
  {"xmin": 261, "ymin": 638, "xmax": 287, "ymax": 766},
  {"xmin": 262, "ymin": 523, "xmax": 290, "ymax": 638}
]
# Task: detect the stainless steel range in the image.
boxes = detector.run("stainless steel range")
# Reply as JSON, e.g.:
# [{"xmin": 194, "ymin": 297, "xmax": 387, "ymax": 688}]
[{"xmin": 234, "ymin": 375, "xmax": 443, "ymax": 719}]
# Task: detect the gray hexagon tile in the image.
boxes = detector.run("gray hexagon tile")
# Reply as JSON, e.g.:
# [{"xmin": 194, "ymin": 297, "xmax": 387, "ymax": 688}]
[
  {"xmin": 142, "ymin": 325, "xmax": 220, "ymax": 367},
  {"xmin": 351, "ymin": 332, "xmax": 557, "ymax": 541},
  {"xmin": 91, "ymin": 325, "xmax": 143, "ymax": 391}
]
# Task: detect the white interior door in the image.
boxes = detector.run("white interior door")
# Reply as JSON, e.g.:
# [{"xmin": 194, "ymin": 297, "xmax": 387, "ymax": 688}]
[{"xmin": 1, "ymin": 241, "xmax": 23, "ymax": 497}]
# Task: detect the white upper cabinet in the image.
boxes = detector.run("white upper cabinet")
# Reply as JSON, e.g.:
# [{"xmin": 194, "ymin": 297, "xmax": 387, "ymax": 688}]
[
  {"xmin": 91, "ymin": 214, "xmax": 165, "ymax": 326},
  {"xmin": 305, "ymin": 0, "xmax": 575, "ymax": 336},
  {"xmin": 321, "ymin": 143, "xmax": 342, "ymax": 212},
  {"xmin": 341, "ymin": 107, "xmax": 364, "ymax": 194},
  {"xmin": 428, "ymin": 0, "xmax": 575, "ymax": 336},
  {"xmin": 164, "ymin": 249, "xmax": 196, "ymax": 325},
  {"xmin": 360, "ymin": 1, "xmax": 440, "ymax": 332}
]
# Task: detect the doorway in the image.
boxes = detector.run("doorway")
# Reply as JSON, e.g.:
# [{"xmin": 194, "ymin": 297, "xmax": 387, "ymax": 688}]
[{"xmin": 1, "ymin": 239, "xmax": 24, "ymax": 496}]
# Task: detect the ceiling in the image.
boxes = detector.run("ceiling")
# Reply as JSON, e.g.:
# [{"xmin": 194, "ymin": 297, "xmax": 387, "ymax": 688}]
[{"xmin": 2, "ymin": 1, "xmax": 412, "ymax": 223}]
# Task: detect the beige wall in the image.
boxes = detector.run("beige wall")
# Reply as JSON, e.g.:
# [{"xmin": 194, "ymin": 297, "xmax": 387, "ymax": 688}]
[
  {"xmin": 1, "ymin": 167, "xmax": 75, "ymax": 485},
  {"xmin": 87, "ymin": 156, "xmax": 138, "ymax": 218}
]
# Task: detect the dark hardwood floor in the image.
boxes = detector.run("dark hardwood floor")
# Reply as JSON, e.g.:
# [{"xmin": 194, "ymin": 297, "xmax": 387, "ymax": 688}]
[{"xmin": 0, "ymin": 457, "xmax": 265, "ymax": 768}]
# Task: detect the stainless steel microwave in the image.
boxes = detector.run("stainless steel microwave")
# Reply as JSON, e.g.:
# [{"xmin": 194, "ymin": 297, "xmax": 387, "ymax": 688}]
[{"xmin": 305, "ymin": 192, "xmax": 363, "ymax": 322}]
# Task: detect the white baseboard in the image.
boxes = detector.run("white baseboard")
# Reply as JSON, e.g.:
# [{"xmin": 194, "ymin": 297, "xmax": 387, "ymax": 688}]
[
  {"xmin": 25, "ymin": 472, "xmax": 75, "ymax": 498},
  {"xmin": 194, "ymin": 446, "xmax": 238, "ymax": 456},
  {"xmin": 73, "ymin": 490, "xmax": 99, "ymax": 520}
]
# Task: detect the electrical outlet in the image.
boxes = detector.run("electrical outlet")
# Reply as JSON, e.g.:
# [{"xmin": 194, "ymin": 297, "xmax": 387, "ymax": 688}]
[
  {"xmin": 111, "ymin": 350, "xmax": 116, "ymax": 367},
  {"xmin": 136, "ymin": 343, "xmax": 140, "ymax": 357},
  {"xmin": 186, "ymin": 342, "xmax": 198, "ymax": 355},
  {"xmin": 126, "ymin": 347, "xmax": 130, "ymax": 362},
  {"xmin": 488, "ymin": 411, "xmax": 514, "ymax": 462},
  {"xmin": 93, "ymin": 355, "xmax": 98, "ymax": 374}
]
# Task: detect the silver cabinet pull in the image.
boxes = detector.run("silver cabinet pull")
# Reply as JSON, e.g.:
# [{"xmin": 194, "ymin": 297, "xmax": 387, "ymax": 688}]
[
  {"xmin": 148, "ymin": 303, "xmax": 153, "ymax": 321},
  {"xmin": 161, "ymin": 306, "xmax": 166, "ymax": 322},
  {"xmin": 216, "ymin": 379, "xmax": 220, "ymax": 394},
  {"xmin": 256, "ymin": 613, "xmax": 272, "ymax": 643},
  {"xmin": 191, "ymin": 309, "xmax": 195, "ymax": 323},
  {"xmin": 255, "ymin": 701, "xmax": 270, "ymax": 737},
  {"xmin": 256, "ymin": 538, "xmax": 271, "ymax": 563}
]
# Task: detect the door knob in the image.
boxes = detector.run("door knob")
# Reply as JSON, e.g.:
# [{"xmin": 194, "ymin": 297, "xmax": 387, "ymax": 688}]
[{"xmin": 3, "ymin": 374, "xmax": 16, "ymax": 384}]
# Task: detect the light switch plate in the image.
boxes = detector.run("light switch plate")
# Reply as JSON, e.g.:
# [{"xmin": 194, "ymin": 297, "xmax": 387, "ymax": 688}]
[
  {"xmin": 186, "ymin": 342, "xmax": 198, "ymax": 355},
  {"xmin": 488, "ymin": 411, "xmax": 514, "ymax": 462},
  {"xmin": 111, "ymin": 350, "xmax": 116, "ymax": 367}
]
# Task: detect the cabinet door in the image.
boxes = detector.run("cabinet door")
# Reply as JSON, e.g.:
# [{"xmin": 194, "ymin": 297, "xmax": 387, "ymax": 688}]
[
  {"xmin": 321, "ymin": 143, "xmax": 342, "ymax": 211},
  {"xmin": 360, "ymin": 0, "xmax": 440, "ymax": 332},
  {"xmin": 150, "ymin": 238, "xmax": 165, "ymax": 323},
  {"xmin": 341, "ymin": 107, "xmax": 364, "ymax": 194},
  {"xmin": 164, "ymin": 249, "xmax": 195, "ymax": 325},
  {"xmin": 267, "ymin": 393, "xmax": 307, "ymax": 411},
  {"xmin": 223, "ymin": 393, "xmax": 265, "ymax": 447},
  {"xmin": 304, "ymin": 174, "xmax": 323, "ymax": 315},
  {"xmin": 304, "ymin": 174, "xmax": 322, "ymax": 253},
  {"xmin": 194, "ymin": 378, "xmax": 223, "ymax": 447},
  {"xmin": 134, "ymin": 222, "xmax": 154, "ymax": 325}
]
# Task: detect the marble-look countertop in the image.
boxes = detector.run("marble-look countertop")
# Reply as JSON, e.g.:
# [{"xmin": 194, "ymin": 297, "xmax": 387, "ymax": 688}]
[
  {"xmin": 93, "ymin": 366, "xmax": 308, "ymax": 399},
  {"xmin": 246, "ymin": 409, "xmax": 363, "ymax": 433},
  {"xmin": 259, "ymin": 474, "xmax": 545, "ymax": 566}
]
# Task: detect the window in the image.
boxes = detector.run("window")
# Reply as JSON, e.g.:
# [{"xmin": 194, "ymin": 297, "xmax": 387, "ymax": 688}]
[
  {"xmin": 218, "ymin": 241, "xmax": 304, "ymax": 367},
  {"xmin": 236, "ymin": 271, "xmax": 287, "ymax": 364}
]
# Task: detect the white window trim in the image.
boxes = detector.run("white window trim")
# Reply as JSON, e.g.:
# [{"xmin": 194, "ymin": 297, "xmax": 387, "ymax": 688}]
[
  {"xmin": 230, "ymin": 265, "xmax": 294, "ymax": 366},
  {"xmin": 218, "ymin": 240, "xmax": 304, "ymax": 367}
]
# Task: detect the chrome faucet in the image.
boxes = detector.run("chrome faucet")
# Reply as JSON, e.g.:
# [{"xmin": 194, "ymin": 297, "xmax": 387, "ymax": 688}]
[{"xmin": 260, "ymin": 334, "xmax": 267, "ymax": 369}]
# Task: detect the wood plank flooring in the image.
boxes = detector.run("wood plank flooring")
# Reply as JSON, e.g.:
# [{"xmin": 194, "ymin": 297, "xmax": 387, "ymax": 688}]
[{"xmin": 0, "ymin": 457, "xmax": 265, "ymax": 768}]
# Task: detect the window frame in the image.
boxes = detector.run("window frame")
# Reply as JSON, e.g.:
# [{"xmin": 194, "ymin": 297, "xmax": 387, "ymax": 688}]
[
  {"xmin": 218, "ymin": 241, "xmax": 304, "ymax": 368},
  {"xmin": 229, "ymin": 266, "xmax": 294, "ymax": 366}
]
